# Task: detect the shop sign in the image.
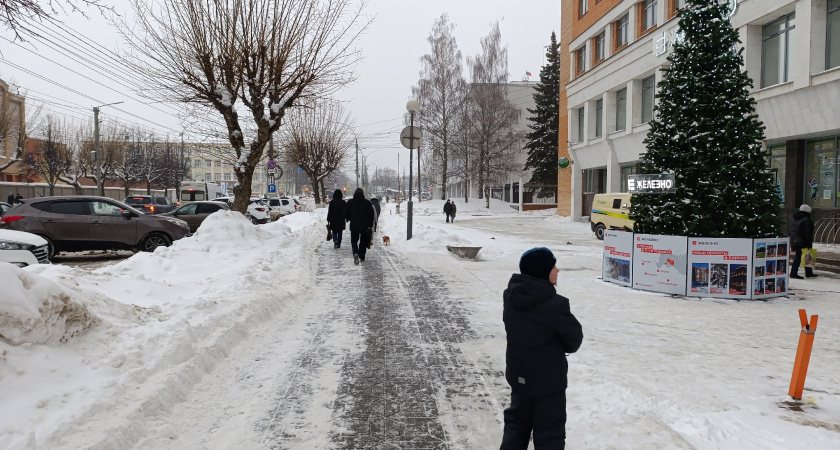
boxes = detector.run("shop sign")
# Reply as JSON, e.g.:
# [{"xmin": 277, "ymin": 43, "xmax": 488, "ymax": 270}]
[
  {"xmin": 628, "ymin": 174, "xmax": 676, "ymax": 193},
  {"xmin": 603, "ymin": 230, "xmax": 634, "ymax": 287},
  {"xmin": 687, "ymin": 238, "xmax": 752, "ymax": 299}
]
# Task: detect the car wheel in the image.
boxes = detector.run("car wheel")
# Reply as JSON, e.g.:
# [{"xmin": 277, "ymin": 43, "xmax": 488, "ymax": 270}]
[
  {"xmin": 38, "ymin": 235, "xmax": 57, "ymax": 259},
  {"xmin": 251, "ymin": 216, "xmax": 259, "ymax": 225},
  {"xmin": 594, "ymin": 223, "xmax": 606, "ymax": 240},
  {"xmin": 140, "ymin": 232, "xmax": 172, "ymax": 252}
]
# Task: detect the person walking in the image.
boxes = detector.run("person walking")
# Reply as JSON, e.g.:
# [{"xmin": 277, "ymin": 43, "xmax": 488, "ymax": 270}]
[
  {"xmin": 327, "ymin": 189, "xmax": 347, "ymax": 249},
  {"xmin": 444, "ymin": 199, "xmax": 452, "ymax": 223},
  {"xmin": 344, "ymin": 188, "xmax": 374, "ymax": 265},
  {"xmin": 370, "ymin": 196, "xmax": 381, "ymax": 233},
  {"xmin": 789, "ymin": 204, "xmax": 817, "ymax": 279},
  {"xmin": 6, "ymin": 193, "xmax": 14, "ymax": 204},
  {"xmin": 449, "ymin": 200, "xmax": 457, "ymax": 223},
  {"xmin": 500, "ymin": 247, "xmax": 583, "ymax": 450},
  {"xmin": 14, "ymin": 193, "xmax": 23, "ymax": 204}
]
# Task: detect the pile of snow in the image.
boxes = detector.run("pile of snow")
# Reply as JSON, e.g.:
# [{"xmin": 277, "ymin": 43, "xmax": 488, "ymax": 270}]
[{"xmin": 0, "ymin": 264, "xmax": 96, "ymax": 344}]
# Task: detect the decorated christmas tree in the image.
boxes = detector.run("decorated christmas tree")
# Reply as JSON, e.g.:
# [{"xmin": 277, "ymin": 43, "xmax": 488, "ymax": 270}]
[
  {"xmin": 523, "ymin": 32, "xmax": 560, "ymax": 199},
  {"xmin": 630, "ymin": 0, "xmax": 783, "ymax": 238}
]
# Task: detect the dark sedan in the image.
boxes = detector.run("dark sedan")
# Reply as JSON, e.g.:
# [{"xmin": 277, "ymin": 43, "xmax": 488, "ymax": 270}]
[
  {"xmin": 123, "ymin": 195, "xmax": 178, "ymax": 214},
  {"xmin": 161, "ymin": 201, "xmax": 230, "ymax": 233},
  {"xmin": 0, "ymin": 196, "xmax": 191, "ymax": 257}
]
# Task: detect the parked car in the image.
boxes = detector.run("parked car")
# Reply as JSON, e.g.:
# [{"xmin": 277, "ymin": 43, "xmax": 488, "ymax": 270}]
[
  {"xmin": 0, "ymin": 196, "xmax": 191, "ymax": 257},
  {"xmin": 1, "ymin": 201, "xmax": 11, "ymax": 215},
  {"xmin": 0, "ymin": 229, "xmax": 51, "ymax": 267},
  {"xmin": 123, "ymin": 195, "xmax": 178, "ymax": 214},
  {"xmin": 211, "ymin": 197, "xmax": 271, "ymax": 224},
  {"xmin": 162, "ymin": 201, "xmax": 230, "ymax": 233},
  {"xmin": 266, "ymin": 197, "xmax": 300, "ymax": 216}
]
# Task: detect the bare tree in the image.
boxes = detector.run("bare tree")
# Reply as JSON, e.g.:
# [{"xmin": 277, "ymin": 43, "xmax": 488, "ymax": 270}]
[
  {"xmin": 76, "ymin": 120, "xmax": 118, "ymax": 191},
  {"xmin": 116, "ymin": 0, "xmax": 369, "ymax": 214},
  {"xmin": 0, "ymin": 0, "xmax": 112, "ymax": 41},
  {"xmin": 467, "ymin": 21, "xmax": 521, "ymax": 208},
  {"xmin": 25, "ymin": 115, "xmax": 73, "ymax": 195},
  {"xmin": 57, "ymin": 122, "xmax": 90, "ymax": 194},
  {"xmin": 413, "ymin": 13, "xmax": 467, "ymax": 201},
  {"xmin": 279, "ymin": 100, "xmax": 353, "ymax": 205}
]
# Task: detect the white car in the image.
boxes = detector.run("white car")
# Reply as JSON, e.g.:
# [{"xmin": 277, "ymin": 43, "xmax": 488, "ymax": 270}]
[
  {"xmin": 0, "ymin": 229, "xmax": 51, "ymax": 267},
  {"xmin": 265, "ymin": 197, "xmax": 300, "ymax": 216},
  {"xmin": 211, "ymin": 197, "xmax": 271, "ymax": 224}
]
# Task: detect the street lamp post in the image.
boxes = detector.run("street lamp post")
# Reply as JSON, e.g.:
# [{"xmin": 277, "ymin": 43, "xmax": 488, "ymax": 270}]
[
  {"xmin": 92, "ymin": 101, "xmax": 123, "ymax": 196},
  {"xmin": 406, "ymin": 99, "xmax": 419, "ymax": 240}
]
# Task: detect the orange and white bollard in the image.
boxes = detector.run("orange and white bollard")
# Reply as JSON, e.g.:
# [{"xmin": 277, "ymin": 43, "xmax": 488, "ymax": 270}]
[{"xmin": 788, "ymin": 309, "xmax": 818, "ymax": 401}]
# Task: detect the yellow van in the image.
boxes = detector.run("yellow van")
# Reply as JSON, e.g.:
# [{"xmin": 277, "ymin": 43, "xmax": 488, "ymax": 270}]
[{"xmin": 590, "ymin": 193, "xmax": 634, "ymax": 240}]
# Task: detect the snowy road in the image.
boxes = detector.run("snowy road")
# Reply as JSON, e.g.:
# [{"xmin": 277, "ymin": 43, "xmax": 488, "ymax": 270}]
[{"xmin": 133, "ymin": 236, "xmax": 501, "ymax": 449}]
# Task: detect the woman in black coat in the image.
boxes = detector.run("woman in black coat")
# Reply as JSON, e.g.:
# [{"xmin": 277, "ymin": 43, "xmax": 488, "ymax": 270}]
[
  {"xmin": 789, "ymin": 204, "xmax": 816, "ymax": 279},
  {"xmin": 327, "ymin": 189, "xmax": 347, "ymax": 249},
  {"xmin": 344, "ymin": 188, "xmax": 374, "ymax": 264}
]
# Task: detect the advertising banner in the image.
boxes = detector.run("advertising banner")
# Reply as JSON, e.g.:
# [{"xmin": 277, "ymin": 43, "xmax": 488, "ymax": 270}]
[
  {"xmin": 687, "ymin": 238, "xmax": 752, "ymax": 299},
  {"xmin": 753, "ymin": 238, "xmax": 790, "ymax": 299},
  {"xmin": 632, "ymin": 234, "xmax": 688, "ymax": 295},
  {"xmin": 603, "ymin": 230, "xmax": 634, "ymax": 287}
]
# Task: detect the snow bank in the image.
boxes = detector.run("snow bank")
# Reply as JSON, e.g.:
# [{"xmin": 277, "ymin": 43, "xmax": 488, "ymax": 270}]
[{"xmin": 0, "ymin": 263, "xmax": 96, "ymax": 344}]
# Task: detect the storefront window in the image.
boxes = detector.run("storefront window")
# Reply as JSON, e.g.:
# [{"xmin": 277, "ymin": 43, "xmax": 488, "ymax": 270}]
[
  {"xmin": 829, "ymin": 0, "xmax": 840, "ymax": 70},
  {"xmin": 768, "ymin": 144, "xmax": 786, "ymax": 204},
  {"xmin": 762, "ymin": 13, "xmax": 795, "ymax": 88},
  {"xmin": 804, "ymin": 137, "xmax": 838, "ymax": 208},
  {"xmin": 620, "ymin": 164, "xmax": 640, "ymax": 192}
]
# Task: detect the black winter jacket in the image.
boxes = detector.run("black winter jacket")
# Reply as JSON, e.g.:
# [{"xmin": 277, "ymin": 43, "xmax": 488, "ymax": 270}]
[
  {"xmin": 503, "ymin": 273, "xmax": 583, "ymax": 397},
  {"xmin": 344, "ymin": 188, "xmax": 374, "ymax": 232},
  {"xmin": 327, "ymin": 190, "xmax": 347, "ymax": 231},
  {"xmin": 371, "ymin": 198, "xmax": 381, "ymax": 221},
  {"xmin": 790, "ymin": 210, "xmax": 814, "ymax": 251}
]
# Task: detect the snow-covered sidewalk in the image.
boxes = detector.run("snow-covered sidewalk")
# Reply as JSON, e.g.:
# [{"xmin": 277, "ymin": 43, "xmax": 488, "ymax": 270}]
[{"xmin": 2, "ymin": 198, "xmax": 840, "ymax": 449}]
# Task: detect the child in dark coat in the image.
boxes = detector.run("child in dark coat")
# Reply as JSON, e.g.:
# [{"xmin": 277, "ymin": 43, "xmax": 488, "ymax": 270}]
[{"xmin": 500, "ymin": 247, "xmax": 583, "ymax": 449}]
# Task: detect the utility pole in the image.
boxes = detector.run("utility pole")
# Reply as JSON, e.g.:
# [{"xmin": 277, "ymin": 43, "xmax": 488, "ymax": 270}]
[
  {"xmin": 92, "ymin": 101, "xmax": 123, "ymax": 197},
  {"xmin": 177, "ymin": 131, "xmax": 185, "ymax": 201},
  {"xmin": 355, "ymin": 139, "xmax": 360, "ymax": 190}
]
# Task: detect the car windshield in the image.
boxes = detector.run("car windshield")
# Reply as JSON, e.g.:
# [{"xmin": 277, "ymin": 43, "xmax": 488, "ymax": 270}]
[{"xmin": 125, "ymin": 197, "xmax": 151, "ymax": 204}]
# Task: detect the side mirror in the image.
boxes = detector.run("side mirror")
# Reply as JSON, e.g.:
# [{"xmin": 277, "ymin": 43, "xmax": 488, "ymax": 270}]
[{"xmin": 122, "ymin": 209, "xmax": 135, "ymax": 219}]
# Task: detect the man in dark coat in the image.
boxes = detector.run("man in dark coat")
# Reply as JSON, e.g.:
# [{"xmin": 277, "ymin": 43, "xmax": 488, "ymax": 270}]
[
  {"xmin": 14, "ymin": 193, "xmax": 23, "ymax": 204},
  {"xmin": 500, "ymin": 247, "xmax": 583, "ymax": 449},
  {"xmin": 327, "ymin": 189, "xmax": 347, "ymax": 249},
  {"xmin": 789, "ymin": 204, "xmax": 816, "ymax": 279},
  {"xmin": 344, "ymin": 188, "xmax": 374, "ymax": 265},
  {"xmin": 443, "ymin": 199, "xmax": 452, "ymax": 223},
  {"xmin": 6, "ymin": 193, "xmax": 14, "ymax": 204}
]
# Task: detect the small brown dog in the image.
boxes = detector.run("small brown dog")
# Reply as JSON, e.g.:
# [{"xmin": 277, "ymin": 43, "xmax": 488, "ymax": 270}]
[{"xmin": 382, "ymin": 236, "xmax": 391, "ymax": 246}]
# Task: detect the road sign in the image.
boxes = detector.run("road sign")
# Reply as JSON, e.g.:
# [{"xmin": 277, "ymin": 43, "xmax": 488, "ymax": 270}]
[
  {"xmin": 400, "ymin": 126, "xmax": 423, "ymax": 149},
  {"xmin": 301, "ymin": 177, "xmax": 306, "ymax": 181},
  {"xmin": 268, "ymin": 184, "xmax": 276, "ymax": 193},
  {"xmin": 268, "ymin": 174, "xmax": 275, "ymax": 184},
  {"xmin": 267, "ymin": 159, "xmax": 276, "ymax": 169},
  {"xmin": 281, "ymin": 184, "xmax": 285, "ymax": 188},
  {"xmin": 297, "ymin": 168, "xmax": 303, "ymax": 174}
]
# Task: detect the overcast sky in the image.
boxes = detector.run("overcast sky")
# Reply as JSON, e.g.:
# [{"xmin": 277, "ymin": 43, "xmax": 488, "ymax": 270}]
[{"xmin": 0, "ymin": 0, "xmax": 561, "ymax": 173}]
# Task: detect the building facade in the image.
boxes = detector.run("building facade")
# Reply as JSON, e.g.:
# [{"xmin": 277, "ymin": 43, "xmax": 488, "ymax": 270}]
[
  {"xmin": 186, "ymin": 143, "xmax": 300, "ymax": 196},
  {"xmin": 0, "ymin": 78, "xmax": 26, "ymax": 182},
  {"xmin": 561, "ymin": 0, "xmax": 840, "ymax": 224}
]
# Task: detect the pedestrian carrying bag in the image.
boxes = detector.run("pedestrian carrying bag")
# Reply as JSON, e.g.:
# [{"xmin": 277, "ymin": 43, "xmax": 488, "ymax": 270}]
[
  {"xmin": 326, "ymin": 224, "xmax": 332, "ymax": 241},
  {"xmin": 801, "ymin": 248, "xmax": 817, "ymax": 269}
]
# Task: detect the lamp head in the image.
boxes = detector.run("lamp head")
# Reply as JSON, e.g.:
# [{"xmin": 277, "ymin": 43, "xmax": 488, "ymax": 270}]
[{"xmin": 406, "ymin": 99, "xmax": 420, "ymax": 113}]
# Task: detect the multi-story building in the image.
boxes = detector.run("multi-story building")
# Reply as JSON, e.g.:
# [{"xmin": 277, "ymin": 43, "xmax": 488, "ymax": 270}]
[
  {"xmin": 561, "ymin": 0, "xmax": 840, "ymax": 224},
  {"xmin": 186, "ymin": 142, "xmax": 294, "ymax": 196},
  {"xmin": 0, "ymin": 78, "xmax": 26, "ymax": 182}
]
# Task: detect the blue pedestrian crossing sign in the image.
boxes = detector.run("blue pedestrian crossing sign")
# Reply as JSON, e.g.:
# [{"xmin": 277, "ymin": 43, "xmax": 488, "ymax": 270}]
[{"xmin": 268, "ymin": 184, "xmax": 276, "ymax": 193}]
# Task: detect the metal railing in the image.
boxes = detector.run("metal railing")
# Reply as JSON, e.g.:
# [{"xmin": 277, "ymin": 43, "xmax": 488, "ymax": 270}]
[{"xmin": 814, "ymin": 215, "xmax": 840, "ymax": 245}]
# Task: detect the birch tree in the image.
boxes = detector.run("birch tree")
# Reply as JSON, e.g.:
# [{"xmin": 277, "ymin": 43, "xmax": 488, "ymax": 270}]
[
  {"xmin": 413, "ymin": 13, "xmax": 466, "ymax": 200},
  {"xmin": 116, "ymin": 0, "xmax": 369, "ymax": 214},
  {"xmin": 467, "ymin": 22, "xmax": 521, "ymax": 208}
]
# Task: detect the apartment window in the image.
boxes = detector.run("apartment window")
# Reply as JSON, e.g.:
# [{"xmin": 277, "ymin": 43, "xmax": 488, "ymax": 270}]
[
  {"xmin": 828, "ymin": 0, "xmax": 840, "ymax": 70},
  {"xmin": 204, "ymin": 172, "xmax": 211, "ymax": 181},
  {"xmin": 642, "ymin": 0, "xmax": 658, "ymax": 33},
  {"xmin": 575, "ymin": 46, "xmax": 587, "ymax": 75},
  {"xmin": 577, "ymin": 107, "xmax": 585, "ymax": 142},
  {"xmin": 594, "ymin": 31, "xmax": 605, "ymax": 63},
  {"xmin": 224, "ymin": 173, "xmax": 232, "ymax": 181},
  {"xmin": 580, "ymin": 0, "xmax": 588, "ymax": 17},
  {"xmin": 669, "ymin": 0, "xmax": 686, "ymax": 18},
  {"xmin": 204, "ymin": 159, "xmax": 212, "ymax": 168},
  {"xmin": 615, "ymin": 88, "xmax": 627, "ymax": 132},
  {"xmin": 214, "ymin": 160, "xmax": 221, "ymax": 168},
  {"xmin": 762, "ymin": 13, "xmax": 795, "ymax": 88},
  {"xmin": 641, "ymin": 75, "xmax": 656, "ymax": 123},
  {"xmin": 595, "ymin": 99, "xmax": 604, "ymax": 138},
  {"xmin": 615, "ymin": 14, "xmax": 629, "ymax": 49}
]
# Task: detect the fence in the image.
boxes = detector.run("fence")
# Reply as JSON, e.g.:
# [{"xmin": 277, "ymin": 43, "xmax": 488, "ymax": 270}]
[
  {"xmin": 814, "ymin": 215, "xmax": 840, "ymax": 245},
  {"xmin": 1, "ymin": 182, "xmax": 165, "ymax": 202}
]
